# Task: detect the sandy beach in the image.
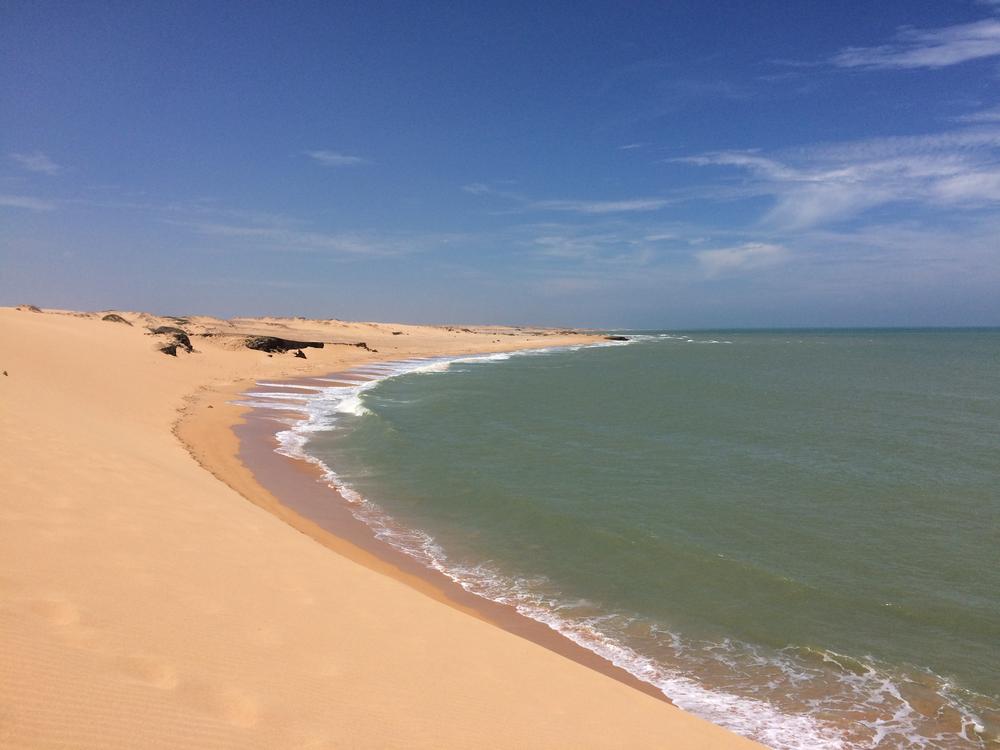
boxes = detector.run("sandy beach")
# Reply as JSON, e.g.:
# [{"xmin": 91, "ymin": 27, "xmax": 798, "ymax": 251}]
[{"xmin": 0, "ymin": 305, "xmax": 761, "ymax": 749}]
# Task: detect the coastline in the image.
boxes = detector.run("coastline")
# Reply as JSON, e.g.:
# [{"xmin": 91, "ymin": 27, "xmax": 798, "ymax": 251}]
[
  {"xmin": 175, "ymin": 361, "xmax": 673, "ymax": 704},
  {"xmin": 0, "ymin": 307, "xmax": 761, "ymax": 749}
]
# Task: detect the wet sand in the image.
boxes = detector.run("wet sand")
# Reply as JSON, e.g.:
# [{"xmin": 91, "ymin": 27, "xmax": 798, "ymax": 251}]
[{"xmin": 224, "ymin": 369, "xmax": 671, "ymax": 702}]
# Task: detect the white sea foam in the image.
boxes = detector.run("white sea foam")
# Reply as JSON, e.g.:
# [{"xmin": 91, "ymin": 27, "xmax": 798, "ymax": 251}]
[
  {"xmin": 238, "ymin": 338, "xmax": 991, "ymax": 750},
  {"xmin": 336, "ymin": 394, "xmax": 370, "ymax": 416}
]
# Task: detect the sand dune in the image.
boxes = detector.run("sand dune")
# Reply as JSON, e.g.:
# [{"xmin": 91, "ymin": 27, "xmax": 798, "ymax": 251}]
[{"xmin": 0, "ymin": 306, "xmax": 760, "ymax": 749}]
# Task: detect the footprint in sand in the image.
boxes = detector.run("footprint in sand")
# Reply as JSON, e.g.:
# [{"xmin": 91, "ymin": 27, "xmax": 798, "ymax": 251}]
[
  {"xmin": 26, "ymin": 596, "xmax": 100, "ymax": 648},
  {"xmin": 175, "ymin": 679, "xmax": 260, "ymax": 728},
  {"xmin": 29, "ymin": 598, "xmax": 80, "ymax": 626},
  {"xmin": 114, "ymin": 655, "xmax": 179, "ymax": 689}
]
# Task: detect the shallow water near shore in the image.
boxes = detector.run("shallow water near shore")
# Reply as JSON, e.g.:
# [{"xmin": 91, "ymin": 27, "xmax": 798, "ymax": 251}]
[{"xmin": 245, "ymin": 330, "xmax": 1000, "ymax": 749}]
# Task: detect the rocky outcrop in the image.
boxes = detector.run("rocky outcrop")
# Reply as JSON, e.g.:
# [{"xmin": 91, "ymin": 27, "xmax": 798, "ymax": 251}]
[
  {"xmin": 604, "ymin": 335, "xmax": 629, "ymax": 341},
  {"xmin": 150, "ymin": 325, "xmax": 189, "ymax": 338},
  {"xmin": 294, "ymin": 349, "xmax": 307, "ymax": 359},
  {"xmin": 102, "ymin": 313, "xmax": 132, "ymax": 326},
  {"xmin": 149, "ymin": 326, "xmax": 194, "ymax": 356},
  {"xmin": 327, "ymin": 341, "xmax": 378, "ymax": 353},
  {"xmin": 16, "ymin": 304, "xmax": 41, "ymax": 313},
  {"xmin": 244, "ymin": 336, "xmax": 324, "ymax": 354}
]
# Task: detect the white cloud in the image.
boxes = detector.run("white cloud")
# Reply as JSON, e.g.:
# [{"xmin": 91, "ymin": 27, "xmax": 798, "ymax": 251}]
[
  {"xmin": 10, "ymin": 151, "xmax": 61, "ymax": 175},
  {"xmin": 0, "ymin": 194, "xmax": 56, "ymax": 211},
  {"xmin": 459, "ymin": 182, "xmax": 527, "ymax": 204},
  {"xmin": 954, "ymin": 105, "xmax": 1000, "ymax": 123},
  {"xmin": 461, "ymin": 182, "xmax": 492, "ymax": 195},
  {"xmin": 696, "ymin": 242, "xmax": 789, "ymax": 277},
  {"xmin": 932, "ymin": 170, "xmax": 1000, "ymax": 202},
  {"xmin": 516, "ymin": 220, "xmax": 681, "ymax": 270},
  {"xmin": 832, "ymin": 19, "xmax": 1000, "ymax": 69},
  {"xmin": 463, "ymin": 181, "xmax": 670, "ymax": 215},
  {"xmin": 677, "ymin": 151, "xmax": 798, "ymax": 180},
  {"xmin": 304, "ymin": 150, "xmax": 367, "ymax": 167},
  {"xmin": 184, "ymin": 220, "xmax": 461, "ymax": 257},
  {"xmin": 531, "ymin": 198, "xmax": 671, "ymax": 214},
  {"xmin": 677, "ymin": 127, "xmax": 1000, "ymax": 228},
  {"xmin": 532, "ymin": 231, "xmax": 634, "ymax": 261}
]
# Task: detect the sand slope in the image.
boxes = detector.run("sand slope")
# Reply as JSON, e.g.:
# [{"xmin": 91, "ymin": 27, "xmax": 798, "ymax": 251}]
[{"xmin": 0, "ymin": 307, "xmax": 760, "ymax": 749}]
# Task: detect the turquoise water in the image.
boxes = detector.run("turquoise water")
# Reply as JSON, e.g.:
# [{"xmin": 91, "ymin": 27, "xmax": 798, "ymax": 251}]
[{"xmin": 282, "ymin": 331, "xmax": 999, "ymax": 749}]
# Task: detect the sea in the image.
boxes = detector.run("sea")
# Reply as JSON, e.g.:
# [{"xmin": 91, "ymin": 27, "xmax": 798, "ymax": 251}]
[{"xmin": 242, "ymin": 330, "xmax": 999, "ymax": 749}]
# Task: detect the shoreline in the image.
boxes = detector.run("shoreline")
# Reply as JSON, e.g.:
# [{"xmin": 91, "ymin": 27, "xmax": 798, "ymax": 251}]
[
  {"xmin": 3, "ymin": 307, "xmax": 762, "ymax": 749},
  {"xmin": 176, "ymin": 357, "xmax": 673, "ymax": 704}
]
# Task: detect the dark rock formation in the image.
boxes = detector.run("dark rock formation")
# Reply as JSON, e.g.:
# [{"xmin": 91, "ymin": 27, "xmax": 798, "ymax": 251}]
[
  {"xmin": 149, "ymin": 326, "xmax": 193, "ymax": 355},
  {"xmin": 294, "ymin": 349, "xmax": 307, "ymax": 359},
  {"xmin": 17, "ymin": 304, "xmax": 41, "ymax": 313},
  {"xmin": 604, "ymin": 335, "xmax": 629, "ymax": 341},
  {"xmin": 244, "ymin": 336, "xmax": 324, "ymax": 354},
  {"xmin": 391, "ymin": 331, "xmax": 403, "ymax": 335},
  {"xmin": 323, "ymin": 341, "xmax": 378, "ymax": 353},
  {"xmin": 102, "ymin": 313, "xmax": 132, "ymax": 326},
  {"xmin": 151, "ymin": 325, "xmax": 187, "ymax": 336}
]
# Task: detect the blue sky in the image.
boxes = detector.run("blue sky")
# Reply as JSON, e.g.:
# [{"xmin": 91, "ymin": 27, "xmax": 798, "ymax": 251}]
[{"xmin": 3, "ymin": 1, "xmax": 1000, "ymax": 327}]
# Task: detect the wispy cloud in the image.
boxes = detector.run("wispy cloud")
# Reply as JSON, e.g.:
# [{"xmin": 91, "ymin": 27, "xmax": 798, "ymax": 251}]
[
  {"xmin": 10, "ymin": 151, "xmax": 61, "ymax": 175},
  {"xmin": 0, "ymin": 194, "xmax": 56, "ymax": 211},
  {"xmin": 662, "ymin": 77, "xmax": 755, "ymax": 100},
  {"xmin": 696, "ymin": 242, "xmax": 789, "ymax": 277},
  {"xmin": 676, "ymin": 127, "xmax": 1000, "ymax": 228},
  {"xmin": 304, "ymin": 150, "xmax": 368, "ymax": 167},
  {"xmin": 461, "ymin": 182, "xmax": 493, "ymax": 195},
  {"xmin": 932, "ymin": 170, "xmax": 1000, "ymax": 202},
  {"xmin": 831, "ymin": 19, "xmax": 1000, "ymax": 69},
  {"xmin": 182, "ymin": 220, "xmax": 461, "ymax": 257},
  {"xmin": 785, "ymin": 217, "xmax": 1000, "ymax": 296},
  {"xmin": 463, "ymin": 182, "xmax": 671, "ymax": 215},
  {"xmin": 531, "ymin": 198, "xmax": 671, "ymax": 214},
  {"xmin": 530, "ymin": 229, "xmax": 653, "ymax": 263},
  {"xmin": 954, "ymin": 104, "xmax": 1000, "ymax": 122}
]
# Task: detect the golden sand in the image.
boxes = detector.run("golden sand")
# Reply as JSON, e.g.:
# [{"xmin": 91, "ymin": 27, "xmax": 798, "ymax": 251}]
[{"xmin": 0, "ymin": 306, "xmax": 761, "ymax": 749}]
